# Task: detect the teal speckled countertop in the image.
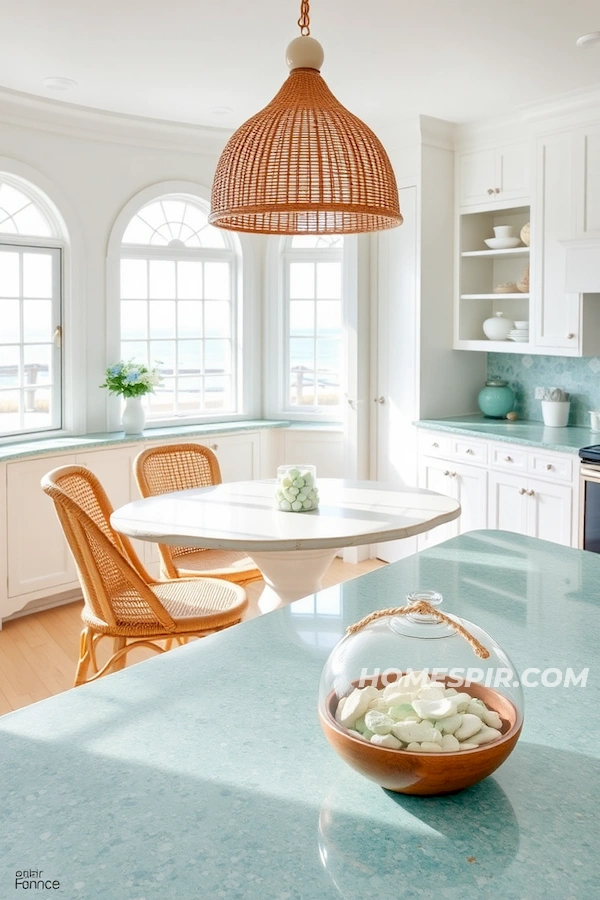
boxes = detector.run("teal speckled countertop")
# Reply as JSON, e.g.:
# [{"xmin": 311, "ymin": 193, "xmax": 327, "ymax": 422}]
[
  {"xmin": 0, "ymin": 419, "xmax": 290, "ymax": 462},
  {"xmin": 1, "ymin": 530, "xmax": 598, "ymax": 899},
  {"xmin": 417, "ymin": 414, "xmax": 598, "ymax": 453}
]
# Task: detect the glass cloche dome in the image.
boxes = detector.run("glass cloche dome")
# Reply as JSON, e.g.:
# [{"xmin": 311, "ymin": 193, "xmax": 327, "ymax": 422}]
[{"xmin": 318, "ymin": 590, "xmax": 524, "ymax": 795}]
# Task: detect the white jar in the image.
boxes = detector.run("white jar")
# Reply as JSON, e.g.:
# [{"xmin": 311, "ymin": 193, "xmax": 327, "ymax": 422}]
[
  {"xmin": 275, "ymin": 465, "xmax": 319, "ymax": 512},
  {"xmin": 482, "ymin": 312, "xmax": 513, "ymax": 341},
  {"xmin": 541, "ymin": 401, "xmax": 570, "ymax": 427}
]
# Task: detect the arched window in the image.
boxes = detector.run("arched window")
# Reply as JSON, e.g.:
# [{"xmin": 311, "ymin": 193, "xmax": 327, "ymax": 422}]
[
  {"xmin": 119, "ymin": 194, "xmax": 239, "ymax": 421},
  {"xmin": 0, "ymin": 176, "xmax": 63, "ymax": 438},
  {"xmin": 280, "ymin": 234, "xmax": 344, "ymax": 417}
]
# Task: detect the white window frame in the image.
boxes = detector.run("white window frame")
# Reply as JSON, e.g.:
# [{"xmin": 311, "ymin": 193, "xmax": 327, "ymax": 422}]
[
  {"xmin": 0, "ymin": 163, "xmax": 82, "ymax": 444},
  {"xmin": 265, "ymin": 234, "xmax": 357, "ymax": 423},
  {"xmin": 0, "ymin": 241, "xmax": 62, "ymax": 438},
  {"xmin": 106, "ymin": 181, "xmax": 260, "ymax": 432}
]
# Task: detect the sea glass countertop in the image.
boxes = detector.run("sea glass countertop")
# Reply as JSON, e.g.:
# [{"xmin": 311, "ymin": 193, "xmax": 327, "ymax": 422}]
[
  {"xmin": 0, "ymin": 530, "xmax": 598, "ymax": 899},
  {"xmin": 417, "ymin": 414, "xmax": 598, "ymax": 453}
]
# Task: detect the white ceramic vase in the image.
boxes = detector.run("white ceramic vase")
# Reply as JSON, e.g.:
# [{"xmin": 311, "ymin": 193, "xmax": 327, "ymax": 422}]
[
  {"xmin": 541, "ymin": 401, "xmax": 570, "ymax": 428},
  {"xmin": 482, "ymin": 312, "xmax": 513, "ymax": 341},
  {"xmin": 122, "ymin": 396, "xmax": 145, "ymax": 434}
]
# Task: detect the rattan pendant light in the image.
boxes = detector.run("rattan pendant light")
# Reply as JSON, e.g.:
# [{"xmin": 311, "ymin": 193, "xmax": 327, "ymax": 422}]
[{"xmin": 209, "ymin": 0, "xmax": 402, "ymax": 235}]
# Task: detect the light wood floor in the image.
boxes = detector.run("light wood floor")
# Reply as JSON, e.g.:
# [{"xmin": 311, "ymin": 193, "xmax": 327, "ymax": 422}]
[{"xmin": 0, "ymin": 557, "xmax": 385, "ymax": 715}]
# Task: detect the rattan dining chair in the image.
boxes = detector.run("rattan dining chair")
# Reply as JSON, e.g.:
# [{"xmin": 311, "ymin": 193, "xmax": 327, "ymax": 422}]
[
  {"xmin": 133, "ymin": 443, "xmax": 262, "ymax": 585},
  {"xmin": 41, "ymin": 465, "xmax": 248, "ymax": 687}
]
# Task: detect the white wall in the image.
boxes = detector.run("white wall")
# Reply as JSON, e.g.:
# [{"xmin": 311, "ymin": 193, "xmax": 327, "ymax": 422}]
[{"xmin": 0, "ymin": 91, "xmax": 264, "ymax": 433}]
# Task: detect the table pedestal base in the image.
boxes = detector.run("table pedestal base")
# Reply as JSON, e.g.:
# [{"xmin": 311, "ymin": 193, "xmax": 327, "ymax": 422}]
[{"xmin": 249, "ymin": 548, "xmax": 342, "ymax": 612}]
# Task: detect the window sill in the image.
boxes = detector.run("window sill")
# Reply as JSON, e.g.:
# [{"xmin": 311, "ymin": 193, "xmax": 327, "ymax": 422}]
[{"xmin": 0, "ymin": 419, "xmax": 291, "ymax": 463}]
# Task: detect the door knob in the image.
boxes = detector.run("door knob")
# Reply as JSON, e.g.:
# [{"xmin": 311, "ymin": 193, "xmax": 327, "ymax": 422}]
[
  {"xmin": 210, "ymin": 443, "xmax": 218, "ymax": 451},
  {"xmin": 443, "ymin": 470, "xmax": 450, "ymax": 477},
  {"xmin": 566, "ymin": 333, "xmax": 575, "ymax": 340},
  {"xmin": 519, "ymin": 487, "xmax": 526, "ymax": 495},
  {"xmin": 527, "ymin": 489, "xmax": 535, "ymax": 497},
  {"xmin": 374, "ymin": 396, "xmax": 385, "ymax": 404}
]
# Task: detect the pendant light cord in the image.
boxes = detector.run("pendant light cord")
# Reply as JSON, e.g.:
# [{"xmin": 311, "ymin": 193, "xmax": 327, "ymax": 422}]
[{"xmin": 298, "ymin": 0, "xmax": 310, "ymax": 35}]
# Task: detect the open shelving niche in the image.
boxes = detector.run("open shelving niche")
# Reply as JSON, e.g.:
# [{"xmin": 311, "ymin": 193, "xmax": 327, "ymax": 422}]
[{"xmin": 455, "ymin": 205, "xmax": 531, "ymax": 352}]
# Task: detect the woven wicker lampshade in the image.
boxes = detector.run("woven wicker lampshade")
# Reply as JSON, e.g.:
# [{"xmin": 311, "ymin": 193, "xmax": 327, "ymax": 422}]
[{"xmin": 210, "ymin": 5, "xmax": 402, "ymax": 235}]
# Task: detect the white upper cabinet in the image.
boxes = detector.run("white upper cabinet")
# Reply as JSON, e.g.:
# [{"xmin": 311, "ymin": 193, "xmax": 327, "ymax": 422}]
[
  {"xmin": 573, "ymin": 122, "xmax": 600, "ymax": 238},
  {"xmin": 458, "ymin": 142, "xmax": 529, "ymax": 209},
  {"xmin": 533, "ymin": 131, "xmax": 580, "ymax": 352}
]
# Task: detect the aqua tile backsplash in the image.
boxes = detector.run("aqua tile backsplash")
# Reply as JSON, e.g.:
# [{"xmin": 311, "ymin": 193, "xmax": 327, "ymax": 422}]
[{"xmin": 487, "ymin": 354, "xmax": 600, "ymax": 425}]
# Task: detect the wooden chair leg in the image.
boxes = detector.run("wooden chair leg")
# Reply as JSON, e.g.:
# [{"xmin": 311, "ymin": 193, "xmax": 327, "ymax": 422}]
[
  {"xmin": 74, "ymin": 628, "xmax": 93, "ymax": 687},
  {"xmin": 111, "ymin": 636, "xmax": 127, "ymax": 672}
]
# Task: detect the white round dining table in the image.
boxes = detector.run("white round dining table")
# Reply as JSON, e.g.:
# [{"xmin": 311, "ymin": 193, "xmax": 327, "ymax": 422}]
[{"xmin": 111, "ymin": 478, "xmax": 460, "ymax": 610}]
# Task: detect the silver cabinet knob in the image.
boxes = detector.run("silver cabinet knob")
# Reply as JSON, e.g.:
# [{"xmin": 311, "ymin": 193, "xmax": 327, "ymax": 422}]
[
  {"xmin": 519, "ymin": 487, "xmax": 526, "ymax": 495},
  {"xmin": 210, "ymin": 443, "xmax": 218, "ymax": 450},
  {"xmin": 443, "ymin": 470, "xmax": 450, "ymax": 477},
  {"xmin": 494, "ymin": 187, "xmax": 500, "ymax": 193},
  {"xmin": 545, "ymin": 463, "xmax": 554, "ymax": 471},
  {"xmin": 450, "ymin": 471, "xmax": 457, "ymax": 478},
  {"xmin": 374, "ymin": 396, "xmax": 385, "ymax": 404},
  {"xmin": 487, "ymin": 188, "xmax": 495, "ymax": 195},
  {"xmin": 432, "ymin": 442, "xmax": 439, "ymax": 448},
  {"xmin": 567, "ymin": 333, "xmax": 575, "ymax": 340},
  {"xmin": 527, "ymin": 489, "xmax": 535, "ymax": 497},
  {"xmin": 465, "ymin": 448, "xmax": 474, "ymax": 455},
  {"xmin": 505, "ymin": 456, "xmax": 513, "ymax": 462}
]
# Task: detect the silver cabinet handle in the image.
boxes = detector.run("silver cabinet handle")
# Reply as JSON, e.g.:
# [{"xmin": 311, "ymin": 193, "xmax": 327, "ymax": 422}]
[
  {"xmin": 494, "ymin": 187, "xmax": 500, "ymax": 193},
  {"xmin": 374, "ymin": 396, "xmax": 385, "ymax": 404},
  {"xmin": 450, "ymin": 471, "xmax": 457, "ymax": 478},
  {"xmin": 567, "ymin": 333, "xmax": 575, "ymax": 340},
  {"xmin": 346, "ymin": 397, "xmax": 356, "ymax": 410},
  {"xmin": 487, "ymin": 188, "xmax": 495, "ymax": 195},
  {"xmin": 432, "ymin": 442, "xmax": 439, "ymax": 448},
  {"xmin": 443, "ymin": 470, "xmax": 450, "ymax": 477},
  {"xmin": 505, "ymin": 456, "xmax": 513, "ymax": 462},
  {"xmin": 545, "ymin": 463, "xmax": 554, "ymax": 471},
  {"xmin": 210, "ymin": 443, "xmax": 218, "ymax": 450},
  {"xmin": 519, "ymin": 487, "xmax": 526, "ymax": 495},
  {"xmin": 527, "ymin": 489, "xmax": 535, "ymax": 497},
  {"xmin": 465, "ymin": 448, "xmax": 474, "ymax": 455}
]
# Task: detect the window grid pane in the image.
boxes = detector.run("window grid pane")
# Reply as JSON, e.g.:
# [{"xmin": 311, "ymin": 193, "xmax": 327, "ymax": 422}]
[
  {"xmin": 286, "ymin": 249, "xmax": 343, "ymax": 412},
  {"xmin": 0, "ymin": 247, "xmax": 61, "ymax": 436},
  {"xmin": 121, "ymin": 224, "xmax": 237, "ymax": 420}
]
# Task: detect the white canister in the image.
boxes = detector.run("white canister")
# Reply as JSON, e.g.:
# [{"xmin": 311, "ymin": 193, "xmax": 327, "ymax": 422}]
[
  {"xmin": 541, "ymin": 401, "xmax": 570, "ymax": 427},
  {"xmin": 589, "ymin": 411, "xmax": 600, "ymax": 432},
  {"xmin": 483, "ymin": 312, "xmax": 513, "ymax": 341}
]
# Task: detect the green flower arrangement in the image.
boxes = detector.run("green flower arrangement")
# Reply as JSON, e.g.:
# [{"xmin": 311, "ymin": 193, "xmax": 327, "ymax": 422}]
[{"xmin": 100, "ymin": 360, "xmax": 163, "ymax": 398}]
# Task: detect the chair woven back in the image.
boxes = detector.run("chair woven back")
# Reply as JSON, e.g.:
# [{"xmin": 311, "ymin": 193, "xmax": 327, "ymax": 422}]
[
  {"xmin": 134, "ymin": 444, "xmax": 223, "ymax": 569},
  {"xmin": 42, "ymin": 466, "xmax": 174, "ymax": 632}
]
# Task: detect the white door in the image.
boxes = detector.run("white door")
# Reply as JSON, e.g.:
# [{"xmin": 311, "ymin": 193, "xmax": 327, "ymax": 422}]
[
  {"xmin": 453, "ymin": 461, "xmax": 488, "ymax": 536},
  {"xmin": 526, "ymin": 478, "xmax": 573, "ymax": 546},
  {"xmin": 574, "ymin": 123, "xmax": 600, "ymax": 237},
  {"xmin": 374, "ymin": 184, "xmax": 419, "ymax": 562},
  {"xmin": 459, "ymin": 149, "xmax": 496, "ymax": 207},
  {"xmin": 496, "ymin": 143, "xmax": 529, "ymax": 202},
  {"xmin": 488, "ymin": 470, "xmax": 528, "ymax": 536},
  {"xmin": 204, "ymin": 433, "xmax": 260, "ymax": 482},
  {"xmin": 7, "ymin": 455, "xmax": 78, "ymax": 598},
  {"xmin": 416, "ymin": 458, "xmax": 457, "ymax": 551}
]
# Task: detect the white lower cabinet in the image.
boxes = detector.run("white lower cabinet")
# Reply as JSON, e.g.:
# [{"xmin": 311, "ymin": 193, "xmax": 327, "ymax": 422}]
[
  {"xmin": 417, "ymin": 430, "xmax": 578, "ymax": 551},
  {"xmin": 488, "ymin": 470, "xmax": 573, "ymax": 545},
  {"xmin": 7, "ymin": 454, "xmax": 78, "ymax": 600},
  {"xmin": 418, "ymin": 457, "xmax": 488, "ymax": 550}
]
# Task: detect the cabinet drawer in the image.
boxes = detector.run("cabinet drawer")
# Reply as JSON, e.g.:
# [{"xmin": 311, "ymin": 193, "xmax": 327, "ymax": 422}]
[
  {"xmin": 419, "ymin": 433, "xmax": 451, "ymax": 458},
  {"xmin": 490, "ymin": 444, "xmax": 528, "ymax": 472},
  {"xmin": 451, "ymin": 438, "xmax": 488, "ymax": 465},
  {"xmin": 529, "ymin": 452, "xmax": 573, "ymax": 483}
]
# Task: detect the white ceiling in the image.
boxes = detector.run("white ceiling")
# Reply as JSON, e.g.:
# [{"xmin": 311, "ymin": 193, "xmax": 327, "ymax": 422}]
[{"xmin": 1, "ymin": 0, "xmax": 600, "ymax": 129}]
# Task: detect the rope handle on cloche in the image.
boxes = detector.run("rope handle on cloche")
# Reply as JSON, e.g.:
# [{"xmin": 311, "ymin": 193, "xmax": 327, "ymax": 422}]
[{"xmin": 346, "ymin": 600, "xmax": 490, "ymax": 659}]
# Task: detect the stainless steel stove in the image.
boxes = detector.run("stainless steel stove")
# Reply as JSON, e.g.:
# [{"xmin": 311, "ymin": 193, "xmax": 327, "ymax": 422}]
[{"xmin": 578, "ymin": 446, "xmax": 600, "ymax": 552}]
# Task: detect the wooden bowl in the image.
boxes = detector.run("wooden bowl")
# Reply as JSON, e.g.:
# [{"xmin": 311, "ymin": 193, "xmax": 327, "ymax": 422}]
[{"xmin": 319, "ymin": 677, "xmax": 522, "ymax": 796}]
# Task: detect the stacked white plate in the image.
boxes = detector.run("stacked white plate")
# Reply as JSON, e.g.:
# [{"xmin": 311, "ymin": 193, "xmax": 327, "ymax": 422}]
[{"xmin": 508, "ymin": 329, "xmax": 529, "ymax": 342}]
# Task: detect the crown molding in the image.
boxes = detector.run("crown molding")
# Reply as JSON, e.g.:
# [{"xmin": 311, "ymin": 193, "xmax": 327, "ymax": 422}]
[
  {"xmin": 0, "ymin": 86, "xmax": 232, "ymax": 156},
  {"xmin": 453, "ymin": 114, "xmax": 524, "ymax": 149},
  {"xmin": 518, "ymin": 82, "xmax": 600, "ymax": 126}
]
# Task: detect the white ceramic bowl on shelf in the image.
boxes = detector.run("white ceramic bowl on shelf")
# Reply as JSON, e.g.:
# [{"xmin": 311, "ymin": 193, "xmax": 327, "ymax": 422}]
[
  {"xmin": 484, "ymin": 237, "xmax": 522, "ymax": 250},
  {"xmin": 514, "ymin": 321, "xmax": 529, "ymax": 329}
]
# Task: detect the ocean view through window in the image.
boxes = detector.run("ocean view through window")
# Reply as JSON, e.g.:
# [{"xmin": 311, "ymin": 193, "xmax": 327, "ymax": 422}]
[
  {"xmin": 284, "ymin": 235, "xmax": 344, "ymax": 416},
  {"xmin": 119, "ymin": 195, "xmax": 239, "ymax": 422}
]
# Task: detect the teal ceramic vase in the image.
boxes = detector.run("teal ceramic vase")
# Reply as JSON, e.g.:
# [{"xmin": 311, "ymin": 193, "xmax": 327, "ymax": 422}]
[{"xmin": 478, "ymin": 379, "xmax": 514, "ymax": 418}]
